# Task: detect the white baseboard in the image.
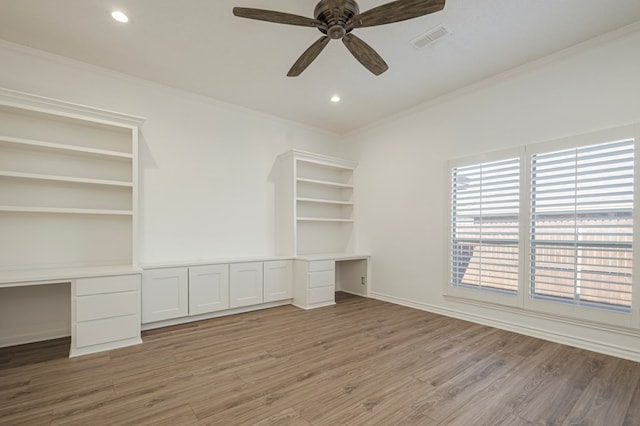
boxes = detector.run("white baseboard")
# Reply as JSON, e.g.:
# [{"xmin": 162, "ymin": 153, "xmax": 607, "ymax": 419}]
[
  {"xmin": 370, "ymin": 291, "xmax": 640, "ymax": 363},
  {"xmin": 338, "ymin": 289, "xmax": 366, "ymax": 297},
  {"xmin": 0, "ymin": 327, "xmax": 70, "ymax": 348},
  {"xmin": 69, "ymin": 337, "xmax": 143, "ymax": 358},
  {"xmin": 141, "ymin": 300, "xmax": 292, "ymax": 331}
]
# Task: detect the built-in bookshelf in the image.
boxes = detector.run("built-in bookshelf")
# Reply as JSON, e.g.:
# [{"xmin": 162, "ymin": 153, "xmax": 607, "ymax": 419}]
[
  {"xmin": 278, "ymin": 150, "xmax": 357, "ymax": 256},
  {"xmin": 0, "ymin": 88, "xmax": 144, "ymax": 274}
]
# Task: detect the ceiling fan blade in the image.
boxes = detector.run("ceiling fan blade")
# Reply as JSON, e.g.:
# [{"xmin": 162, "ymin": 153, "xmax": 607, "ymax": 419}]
[
  {"xmin": 348, "ymin": 0, "xmax": 445, "ymax": 29},
  {"xmin": 233, "ymin": 7, "xmax": 323, "ymax": 28},
  {"xmin": 288, "ymin": 36, "xmax": 331, "ymax": 77},
  {"xmin": 342, "ymin": 34, "xmax": 388, "ymax": 76}
]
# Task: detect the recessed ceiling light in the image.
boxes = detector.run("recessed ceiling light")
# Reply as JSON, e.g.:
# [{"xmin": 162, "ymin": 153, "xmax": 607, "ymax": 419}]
[
  {"xmin": 330, "ymin": 95, "xmax": 341, "ymax": 103},
  {"xmin": 111, "ymin": 11, "xmax": 129, "ymax": 23}
]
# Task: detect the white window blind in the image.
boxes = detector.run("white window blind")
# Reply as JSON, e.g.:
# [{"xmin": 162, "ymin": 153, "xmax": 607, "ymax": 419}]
[
  {"xmin": 451, "ymin": 157, "xmax": 520, "ymax": 293},
  {"xmin": 530, "ymin": 139, "xmax": 634, "ymax": 312}
]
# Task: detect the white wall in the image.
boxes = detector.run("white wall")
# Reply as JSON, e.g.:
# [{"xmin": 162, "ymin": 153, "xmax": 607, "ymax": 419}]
[
  {"xmin": 342, "ymin": 25, "xmax": 640, "ymax": 361},
  {"xmin": 0, "ymin": 41, "xmax": 342, "ymax": 264}
]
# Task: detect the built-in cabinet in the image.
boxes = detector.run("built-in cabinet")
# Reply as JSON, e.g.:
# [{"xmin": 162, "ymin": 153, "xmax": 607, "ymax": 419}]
[
  {"xmin": 293, "ymin": 260, "xmax": 336, "ymax": 309},
  {"xmin": 142, "ymin": 259, "xmax": 293, "ymax": 326},
  {"xmin": 278, "ymin": 150, "xmax": 357, "ymax": 256},
  {"xmin": 264, "ymin": 260, "xmax": 293, "ymax": 302},
  {"xmin": 0, "ymin": 90, "xmax": 369, "ymax": 356},
  {"xmin": 141, "ymin": 267, "xmax": 188, "ymax": 323},
  {"xmin": 189, "ymin": 264, "xmax": 229, "ymax": 315},
  {"xmin": 230, "ymin": 262, "xmax": 264, "ymax": 308},
  {"xmin": 71, "ymin": 274, "xmax": 141, "ymax": 357},
  {"xmin": 277, "ymin": 150, "xmax": 368, "ymax": 310},
  {"xmin": 0, "ymin": 88, "xmax": 144, "ymax": 357}
]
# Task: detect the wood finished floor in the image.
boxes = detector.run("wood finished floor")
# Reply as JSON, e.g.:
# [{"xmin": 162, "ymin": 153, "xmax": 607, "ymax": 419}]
[{"xmin": 1, "ymin": 293, "xmax": 639, "ymax": 426}]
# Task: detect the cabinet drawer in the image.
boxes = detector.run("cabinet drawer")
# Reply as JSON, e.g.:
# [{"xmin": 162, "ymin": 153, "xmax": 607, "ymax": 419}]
[
  {"xmin": 76, "ymin": 292, "xmax": 138, "ymax": 322},
  {"xmin": 75, "ymin": 314, "xmax": 139, "ymax": 348},
  {"xmin": 309, "ymin": 285, "xmax": 335, "ymax": 304},
  {"xmin": 308, "ymin": 270, "xmax": 335, "ymax": 288},
  {"xmin": 309, "ymin": 260, "xmax": 335, "ymax": 272},
  {"xmin": 75, "ymin": 274, "xmax": 140, "ymax": 296}
]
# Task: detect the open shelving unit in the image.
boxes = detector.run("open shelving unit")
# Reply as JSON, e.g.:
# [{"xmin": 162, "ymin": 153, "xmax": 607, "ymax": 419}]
[
  {"xmin": 278, "ymin": 150, "xmax": 358, "ymax": 256},
  {"xmin": 0, "ymin": 88, "xmax": 144, "ymax": 274}
]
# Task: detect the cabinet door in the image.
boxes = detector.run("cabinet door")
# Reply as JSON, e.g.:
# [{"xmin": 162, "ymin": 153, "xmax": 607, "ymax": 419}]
[
  {"xmin": 189, "ymin": 264, "xmax": 229, "ymax": 315},
  {"xmin": 142, "ymin": 267, "xmax": 188, "ymax": 323},
  {"xmin": 230, "ymin": 262, "xmax": 264, "ymax": 308},
  {"xmin": 264, "ymin": 260, "xmax": 293, "ymax": 302}
]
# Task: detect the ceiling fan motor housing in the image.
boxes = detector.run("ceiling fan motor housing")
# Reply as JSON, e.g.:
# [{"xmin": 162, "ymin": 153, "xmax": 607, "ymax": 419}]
[{"xmin": 315, "ymin": 0, "xmax": 359, "ymax": 38}]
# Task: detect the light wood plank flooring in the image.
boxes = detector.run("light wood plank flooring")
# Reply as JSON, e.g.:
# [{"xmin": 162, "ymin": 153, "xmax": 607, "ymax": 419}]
[{"xmin": 1, "ymin": 292, "xmax": 639, "ymax": 425}]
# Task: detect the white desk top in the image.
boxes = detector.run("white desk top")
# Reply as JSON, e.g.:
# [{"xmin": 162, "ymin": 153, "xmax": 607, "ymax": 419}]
[
  {"xmin": 139, "ymin": 253, "xmax": 371, "ymax": 269},
  {"xmin": 0, "ymin": 264, "xmax": 141, "ymax": 287},
  {"xmin": 295, "ymin": 253, "xmax": 370, "ymax": 261}
]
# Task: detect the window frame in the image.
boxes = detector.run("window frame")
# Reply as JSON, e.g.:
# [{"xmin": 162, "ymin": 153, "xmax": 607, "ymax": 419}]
[
  {"xmin": 523, "ymin": 125, "xmax": 640, "ymax": 328},
  {"xmin": 446, "ymin": 124, "xmax": 640, "ymax": 330},
  {"xmin": 447, "ymin": 147, "xmax": 526, "ymax": 308}
]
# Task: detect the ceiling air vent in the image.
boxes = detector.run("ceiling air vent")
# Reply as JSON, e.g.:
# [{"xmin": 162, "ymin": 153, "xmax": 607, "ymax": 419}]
[{"xmin": 410, "ymin": 24, "xmax": 451, "ymax": 49}]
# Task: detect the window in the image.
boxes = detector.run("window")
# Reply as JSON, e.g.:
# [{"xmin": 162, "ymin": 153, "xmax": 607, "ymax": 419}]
[
  {"xmin": 451, "ymin": 157, "xmax": 520, "ymax": 294},
  {"xmin": 530, "ymin": 139, "xmax": 634, "ymax": 312},
  {"xmin": 448, "ymin": 125, "xmax": 638, "ymax": 326}
]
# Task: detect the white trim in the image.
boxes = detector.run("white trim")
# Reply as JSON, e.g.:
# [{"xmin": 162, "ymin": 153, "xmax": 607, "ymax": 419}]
[
  {"xmin": 370, "ymin": 291, "xmax": 640, "ymax": 363},
  {"xmin": 69, "ymin": 336, "xmax": 143, "ymax": 358},
  {"xmin": 0, "ymin": 87, "xmax": 144, "ymax": 128},
  {"xmin": 525, "ymin": 123, "xmax": 639, "ymax": 156},
  {"xmin": 278, "ymin": 149, "xmax": 357, "ymax": 170},
  {"xmin": 291, "ymin": 301, "xmax": 336, "ymax": 310},
  {"xmin": 634, "ymin": 125, "xmax": 640, "ymax": 330}
]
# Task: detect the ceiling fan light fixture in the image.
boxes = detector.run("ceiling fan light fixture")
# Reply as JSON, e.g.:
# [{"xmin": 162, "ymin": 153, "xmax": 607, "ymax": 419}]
[
  {"xmin": 111, "ymin": 11, "xmax": 129, "ymax": 23},
  {"xmin": 233, "ymin": 0, "xmax": 446, "ymax": 76}
]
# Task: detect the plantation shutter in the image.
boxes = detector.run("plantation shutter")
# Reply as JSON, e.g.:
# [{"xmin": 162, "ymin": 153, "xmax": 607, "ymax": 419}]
[
  {"xmin": 451, "ymin": 157, "xmax": 520, "ymax": 293},
  {"xmin": 529, "ymin": 139, "xmax": 634, "ymax": 311}
]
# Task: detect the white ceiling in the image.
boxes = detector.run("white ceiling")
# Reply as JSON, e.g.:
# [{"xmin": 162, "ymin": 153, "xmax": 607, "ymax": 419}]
[{"xmin": 1, "ymin": 1, "xmax": 639, "ymax": 134}]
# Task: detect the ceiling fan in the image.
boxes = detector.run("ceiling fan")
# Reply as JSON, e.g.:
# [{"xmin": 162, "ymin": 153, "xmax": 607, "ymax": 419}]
[{"xmin": 233, "ymin": 0, "xmax": 445, "ymax": 76}]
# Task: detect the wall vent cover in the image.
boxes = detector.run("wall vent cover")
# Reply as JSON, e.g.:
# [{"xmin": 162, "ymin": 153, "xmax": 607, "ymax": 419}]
[{"xmin": 410, "ymin": 24, "xmax": 451, "ymax": 49}]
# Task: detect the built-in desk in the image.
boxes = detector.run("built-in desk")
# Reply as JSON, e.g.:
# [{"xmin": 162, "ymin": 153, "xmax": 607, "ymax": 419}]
[
  {"xmin": 293, "ymin": 253, "xmax": 370, "ymax": 309},
  {"xmin": 0, "ymin": 254, "xmax": 370, "ymax": 356},
  {"xmin": 0, "ymin": 266, "xmax": 142, "ymax": 357}
]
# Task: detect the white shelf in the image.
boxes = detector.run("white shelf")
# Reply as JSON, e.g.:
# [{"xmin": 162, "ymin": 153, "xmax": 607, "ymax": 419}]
[
  {"xmin": 0, "ymin": 206, "xmax": 133, "ymax": 215},
  {"xmin": 297, "ymin": 217, "xmax": 353, "ymax": 223},
  {"xmin": 296, "ymin": 197, "xmax": 354, "ymax": 206},
  {"xmin": 0, "ymin": 135, "xmax": 133, "ymax": 159},
  {"xmin": 296, "ymin": 177, "xmax": 353, "ymax": 189},
  {"xmin": 296, "ymin": 158, "xmax": 354, "ymax": 171},
  {"xmin": 0, "ymin": 170, "xmax": 133, "ymax": 187},
  {"xmin": 295, "ymin": 253, "xmax": 370, "ymax": 261}
]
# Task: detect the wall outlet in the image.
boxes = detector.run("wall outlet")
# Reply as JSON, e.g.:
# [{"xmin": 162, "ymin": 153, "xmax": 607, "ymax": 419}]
[{"xmin": 361, "ymin": 276, "xmax": 366, "ymax": 286}]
